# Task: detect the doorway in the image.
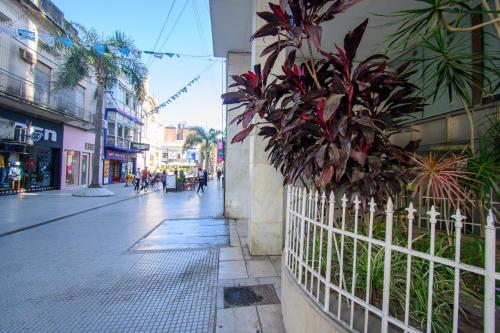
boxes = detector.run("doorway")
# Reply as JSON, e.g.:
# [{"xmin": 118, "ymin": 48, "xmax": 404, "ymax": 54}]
[{"xmin": 81, "ymin": 153, "xmax": 89, "ymax": 186}]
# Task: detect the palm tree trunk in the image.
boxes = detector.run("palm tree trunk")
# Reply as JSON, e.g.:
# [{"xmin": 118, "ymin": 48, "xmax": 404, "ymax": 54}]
[
  {"xmin": 90, "ymin": 82, "xmax": 105, "ymax": 188},
  {"xmin": 460, "ymin": 97, "xmax": 476, "ymax": 155}
]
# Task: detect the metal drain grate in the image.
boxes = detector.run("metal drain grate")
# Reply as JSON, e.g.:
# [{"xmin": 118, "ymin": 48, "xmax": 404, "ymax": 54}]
[{"xmin": 223, "ymin": 284, "xmax": 280, "ymax": 308}]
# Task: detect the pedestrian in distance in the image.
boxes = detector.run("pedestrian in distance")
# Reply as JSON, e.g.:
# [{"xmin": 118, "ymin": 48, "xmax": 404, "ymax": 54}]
[
  {"xmin": 161, "ymin": 170, "xmax": 167, "ymax": 192},
  {"xmin": 197, "ymin": 167, "xmax": 204, "ymax": 193},
  {"xmin": 217, "ymin": 169, "xmax": 222, "ymax": 183},
  {"xmin": 134, "ymin": 168, "xmax": 141, "ymax": 192},
  {"xmin": 203, "ymin": 169, "xmax": 208, "ymax": 188}
]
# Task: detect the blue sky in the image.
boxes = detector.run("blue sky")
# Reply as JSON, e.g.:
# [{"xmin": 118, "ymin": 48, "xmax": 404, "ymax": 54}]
[{"xmin": 55, "ymin": 0, "xmax": 225, "ymax": 131}]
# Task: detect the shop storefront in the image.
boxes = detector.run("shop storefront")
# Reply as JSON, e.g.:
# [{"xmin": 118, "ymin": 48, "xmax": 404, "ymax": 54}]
[
  {"xmin": 60, "ymin": 125, "xmax": 100, "ymax": 189},
  {"xmin": 103, "ymin": 149, "xmax": 136, "ymax": 184},
  {"xmin": 0, "ymin": 109, "xmax": 62, "ymax": 195}
]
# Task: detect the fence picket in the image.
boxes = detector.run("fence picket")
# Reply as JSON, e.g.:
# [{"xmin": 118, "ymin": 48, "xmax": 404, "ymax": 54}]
[
  {"xmin": 484, "ymin": 209, "xmax": 496, "ymax": 333},
  {"xmin": 451, "ymin": 208, "xmax": 464, "ymax": 333},
  {"xmin": 350, "ymin": 196, "xmax": 361, "ymax": 329},
  {"xmin": 324, "ymin": 192, "xmax": 334, "ymax": 312},
  {"xmin": 363, "ymin": 198, "xmax": 376, "ymax": 333},
  {"xmin": 381, "ymin": 198, "xmax": 394, "ymax": 332},
  {"xmin": 337, "ymin": 194, "xmax": 348, "ymax": 320},
  {"xmin": 426, "ymin": 206, "xmax": 439, "ymax": 333},
  {"xmin": 404, "ymin": 203, "xmax": 417, "ymax": 333}
]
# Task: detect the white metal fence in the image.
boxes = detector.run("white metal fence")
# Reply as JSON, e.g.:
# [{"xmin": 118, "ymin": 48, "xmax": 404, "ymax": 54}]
[{"xmin": 284, "ymin": 185, "xmax": 498, "ymax": 333}]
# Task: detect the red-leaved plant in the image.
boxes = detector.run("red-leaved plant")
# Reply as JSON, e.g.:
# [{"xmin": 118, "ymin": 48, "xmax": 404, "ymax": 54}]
[{"xmin": 222, "ymin": 0, "xmax": 424, "ymax": 204}]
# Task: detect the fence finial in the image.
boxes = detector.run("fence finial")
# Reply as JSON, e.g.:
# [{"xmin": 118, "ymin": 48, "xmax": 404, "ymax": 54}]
[
  {"xmin": 341, "ymin": 194, "xmax": 348, "ymax": 207},
  {"xmin": 427, "ymin": 205, "xmax": 439, "ymax": 224},
  {"xmin": 353, "ymin": 196, "xmax": 360, "ymax": 209},
  {"xmin": 369, "ymin": 197, "xmax": 376, "ymax": 213},
  {"xmin": 451, "ymin": 208, "xmax": 465, "ymax": 229},
  {"xmin": 386, "ymin": 197, "xmax": 394, "ymax": 213},
  {"xmin": 405, "ymin": 202, "xmax": 416, "ymax": 219}
]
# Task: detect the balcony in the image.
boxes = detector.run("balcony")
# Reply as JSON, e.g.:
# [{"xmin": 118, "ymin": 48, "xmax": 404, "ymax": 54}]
[
  {"xmin": 0, "ymin": 68, "xmax": 93, "ymax": 123},
  {"xmin": 105, "ymin": 96, "xmax": 141, "ymax": 121},
  {"xmin": 106, "ymin": 135, "xmax": 132, "ymax": 150}
]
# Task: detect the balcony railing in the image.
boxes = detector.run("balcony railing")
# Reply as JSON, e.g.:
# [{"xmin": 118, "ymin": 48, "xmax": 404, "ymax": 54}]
[
  {"xmin": 0, "ymin": 68, "xmax": 93, "ymax": 123},
  {"xmin": 106, "ymin": 135, "xmax": 132, "ymax": 150}
]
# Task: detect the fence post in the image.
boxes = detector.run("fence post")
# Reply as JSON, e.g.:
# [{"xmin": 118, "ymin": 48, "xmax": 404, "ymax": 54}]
[
  {"xmin": 381, "ymin": 198, "xmax": 394, "ymax": 332},
  {"xmin": 484, "ymin": 209, "xmax": 496, "ymax": 333},
  {"xmin": 298, "ymin": 188, "xmax": 307, "ymax": 285},
  {"xmin": 451, "ymin": 208, "xmax": 464, "ymax": 333},
  {"xmin": 284, "ymin": 185, "xmax": 291, "ymax": 267},
  {"xmin": 324, "ymin": 191, "xmax": 335, "ymax": 312}
]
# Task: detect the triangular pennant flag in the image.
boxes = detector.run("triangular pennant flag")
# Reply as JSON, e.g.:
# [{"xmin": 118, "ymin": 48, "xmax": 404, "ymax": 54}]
[
  {"xmin": 165, "ymin": 53, "xmax": 175, "ymax": 58},
  {"xmin": 143, "ymin": 51, "xmax": 154, "ymax": 54},
  {"xmin": 119, "ymin": 47, "xmax": 130, "ymax": 57},
  {"xmin": 92, "ymin": 43, "xmax": 105, "ymax": 55},
  {"xmin": 38, "ymin": 33, "xmax": 55, "ymax": 47},
  {"xmin": 107, "ymin": 45, "xmax": 121, "ymax": 56},
  {"xmin": 172, "ymin": 96, "xmax": 176, "ymax": 100},
  {"xmin": 176, "ymin": 54, "xmax": 180, "ymax": 58},
  {"xmin": 180, "ymin": 87, "xmax": 187, "ymax": 93},
  {"xmin": 58, "ymin": 36, "xmax": 73, "ymax": 48},
  {"xmin": 17, "ymin": 28, "xmax": 36, "ymax": 41},
  {"xmin": 153, "ymin": 52, "xmax": 164, "ymax": 59}
]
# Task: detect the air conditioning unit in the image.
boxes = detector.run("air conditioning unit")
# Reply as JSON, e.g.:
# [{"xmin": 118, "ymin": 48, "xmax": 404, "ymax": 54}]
[{"xmin": 19, "ymin": 48, "xmax": 36, "ymax": 64}]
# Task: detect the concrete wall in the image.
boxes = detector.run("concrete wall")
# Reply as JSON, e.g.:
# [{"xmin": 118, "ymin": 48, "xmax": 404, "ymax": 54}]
[
  {"xmin": 224, "ymin": 51, "xmax": 251, "ymax": 219},
  {"xmin": 281, "ymin": 260, "xmax": 348, "ymax": 333}
]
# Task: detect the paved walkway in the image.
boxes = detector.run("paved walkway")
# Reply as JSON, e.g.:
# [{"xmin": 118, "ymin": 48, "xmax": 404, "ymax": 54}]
[
  {"xmin": 0, "ymin": 180, "xmax": 285, "ymax": 332},
  {"xmin": 0, "ymin": 182, "xmax": 223, "ymax": 332},
  {"xmin": 0, "ymin": 182, "xmax": 221, "ymax": 236}
]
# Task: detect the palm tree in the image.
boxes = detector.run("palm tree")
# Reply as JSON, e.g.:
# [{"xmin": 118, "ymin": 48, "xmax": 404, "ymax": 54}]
[
  {"xmin": 56, "ymin": 26, "xmax": 147, "ymax": 188},
  {"xmin": 183, "ymin": 127, "xmax": 222, "ymax": 170}
]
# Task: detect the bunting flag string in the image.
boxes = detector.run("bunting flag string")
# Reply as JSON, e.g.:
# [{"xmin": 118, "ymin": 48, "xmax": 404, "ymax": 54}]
[
  {"xmin": 148, "ymin": 61, "xmax": 216, "ymax": 116},
  {"xmin": 0, "ymin": 24, "xmax": 220, "ymax": 61}
]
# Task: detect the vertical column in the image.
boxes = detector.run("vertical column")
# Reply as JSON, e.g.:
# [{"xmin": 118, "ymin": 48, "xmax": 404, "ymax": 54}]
[
  {"xmin": 247, "ymin": 0, "xmax": 285, "ymax": 255},
  {"xmin": 225, "ymin": 52, "xmax": 251, "ymax": 219}
]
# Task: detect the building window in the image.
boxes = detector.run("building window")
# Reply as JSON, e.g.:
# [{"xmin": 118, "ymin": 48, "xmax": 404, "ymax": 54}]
[{"xmin": 65, "ymin": 150, "xmax": 80, "ymax": 185}]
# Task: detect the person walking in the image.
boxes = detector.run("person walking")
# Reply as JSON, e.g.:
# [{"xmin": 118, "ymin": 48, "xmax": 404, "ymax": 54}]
[
  {"xmin": 203, "ymin": 169, "xmax": 208, "ymax": 189},
  {"xmin": 161, "ymin": 170, "xmax": 167, "ymax": 192},
  {"xmin": 216, "ymin": 169, "xmax": 222, "ymax": 183},
  {"xmin": 197, "ymin": 167, "xmax": 204, "ymax": 193}
]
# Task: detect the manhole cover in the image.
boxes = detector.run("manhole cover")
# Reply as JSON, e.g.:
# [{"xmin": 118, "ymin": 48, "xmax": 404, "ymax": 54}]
[{"xmin": 223, "ymin": 284, "xmax": 280, "ymax": 308}]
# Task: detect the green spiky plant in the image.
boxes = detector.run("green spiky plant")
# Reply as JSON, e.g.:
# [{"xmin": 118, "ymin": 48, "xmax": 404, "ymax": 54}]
[
  {"xmin": 182, "ymin": 127, "xmax": 222, "ymax": 170},
  {"xmin": 56, "ymin": 25, "xmax": 148, "ymax": 188},
  {"xmin": 382, "ymin": 0, "xmax": 500, "ymax": 154}
]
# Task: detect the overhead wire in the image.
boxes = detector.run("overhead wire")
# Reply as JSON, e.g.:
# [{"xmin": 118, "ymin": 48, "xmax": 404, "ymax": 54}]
[
  {"xmin": 145, "ymin": 0, "xmax": 177, "ymax": 69},
  {"xmin": 191, "ymin": 0, "xmax": 208, "ymax": 56},
  {"xmin": 149, "ymin": 0, "xmax": 190, "ymax": 70}
]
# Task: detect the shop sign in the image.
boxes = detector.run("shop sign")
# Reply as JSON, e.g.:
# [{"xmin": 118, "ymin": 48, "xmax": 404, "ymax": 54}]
[
  {"xmin": 105, "ymin": 150, "xmax": 128, "ymax": 161},
  {"xmin": 131, "ymin": 142, "xmax": 150, "ymax": 151},
  {"xmin": 0, "ymin": 109, "xmax": 62, "ymax": 148},
  {"xmin": 166, "ymin": 175, "xmax": 176, "ymax": 189},
  {"xmin": 84, "ymin": 143, "xmax": 95, "ymax": 151}
]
